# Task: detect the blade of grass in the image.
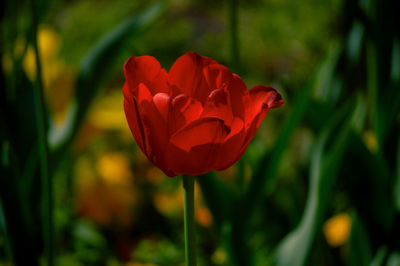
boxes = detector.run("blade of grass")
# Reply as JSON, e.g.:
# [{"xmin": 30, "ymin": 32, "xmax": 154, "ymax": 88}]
[
  {"xmin": 0, "ymin": 22, "xmax": 39, "ymax": 265},
  {"xmin": 348, "ymin": 211, "xmax": 373, "ymax": 266},
  {"xmin": 31, "ymin": 0, "xmax": 53, "ymax": 264},
  {"xmin": 370, "ymin": 246, "xmax": 388, "ymax": 266},
  {"xmin": 387, "ymin": 252, "xmax": 400, "ymax": 266},
  {"xmin": 341, "ymin": 131, "xmax": 394, "ymax": 231},
  {"xmin": 0, "ymin": 141, "xmax": 14, "ymax": 264},
  {"xmin": 366, "ymin": 0, "xmax": 395, "ymax": 149},
  {"xmin": 0, "ymin": 141, "xmax": 39, "ymax": 266},
  {"xmin": 394, "ymin": 135, "xmax": 400, "ymax": 211}
]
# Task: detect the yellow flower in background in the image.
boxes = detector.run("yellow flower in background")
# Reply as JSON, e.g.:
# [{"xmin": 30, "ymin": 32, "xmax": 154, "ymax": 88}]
[
  {"xmin": 89, "ymin": 90, "xmax": 131, "ymax": 135},
  {"xmin": 195, "ymin": 205, "xmax": 212, "ymax": 228},
  {"xmin": 37, "ymin": 27, "xmax": 61, "ymax": 59},
  {"xmin": 75, "ymin": 153, "xmax": 139, "ymax": 229},
  {"xmin": 145, "ymin": 167, "xmax": 165, "ymax": 185},
  {"xmin": 211, "ymin": 247, "xmax": 228, "ymax": 265},
  {"xmin": 2, "ymin": 37, "xmax": 28, "ymax": 74},
  {"xmin": 23, "ymin": 26, "xmax": 64, "ymax": 87},
  {"xmin": 363, "ymin": 130, "xmax": 378, "ymax": 153},
  {"xmin": 323, "ymin": 213, "xmax": 351, "ymax": 247},
  {"xmin": 152, "ymin": 184, "xmax": 213, "ymax": 227},
  {"xmin": 2, "ymin": 26, "xmax": 75, "ymax": 124},
  {"xmin": 153, "ymin": 187, "xmax": 184, "ymax": 218},
  {"xmin": 96, "ymin": 153, "xmax": 133, "ymax": 187}
]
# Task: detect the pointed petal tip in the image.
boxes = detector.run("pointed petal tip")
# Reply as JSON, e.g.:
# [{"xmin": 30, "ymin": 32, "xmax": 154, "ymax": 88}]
[
  {"xmin": 268, "ymin": 90, "xmax": 285, "ymax": 109},
  {"xmin": 250, "ymin": 85, "xmax": 285, "ymax": 109}
]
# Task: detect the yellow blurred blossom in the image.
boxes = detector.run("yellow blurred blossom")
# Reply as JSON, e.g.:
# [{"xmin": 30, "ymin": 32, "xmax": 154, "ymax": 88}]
[
  {"xmin": 37, "ymin": 27, "xmax": 61, "ymax": 59},
  {"xmin": 1, "ymin": 31, "xmax": 53, "ymax": 78},
  {"xmin": 323, "ymin": 213, "xmax": 352, "ymax": 247},
  {"xmin": 212, "ymin": 247, "xmax": 228, "ymax": 265},
  {"xmin": 96, "ymin": 152, "xmax": 133, "ymax": 186},
  {"xmin": 153, "ymin": 183, "xmax": 212, "ymax": 226},
  {"xmin": 23, "ymin": 26, "xmax": 64, "ymax": 87},
  {"xmin": 153, "ymin": 187, "xmax": 184, "ymax": 218},
  {"xmin": 75, "ymin": 154, "xmax": 139, "ymax": 229},
  {"xmin": 2, "ymin": 26, "xmax": 75, "ymax": 125},
  {"xmin": 363, "ymin": 130, "xmax": 378, "ymax": 153},
  {"xmin": 195, "ymin": 205, "xmax": 213, "ymax": 227},
  {"xmin": 89, "ymin": 90, "xmax": 131, "ymax": 135},
  {"xmin": 47, "ymin": 72, "xmax": 75, "ymax": 124},
  {"xmin": 2, "ymin": 55, "xmax": 13, "ymax": 74},
  {"xmin": 145, "ymin": 167, "xmax": 165, "ymax": 185},
  {"xmin": 2, "ymin": 37, "xmax": 27, "ymax": 74}
]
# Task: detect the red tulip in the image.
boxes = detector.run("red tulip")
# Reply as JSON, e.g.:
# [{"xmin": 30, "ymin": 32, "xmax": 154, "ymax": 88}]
[{"xmin": 123, "ymin": 52, "xmax": 284, "ymax": 177}]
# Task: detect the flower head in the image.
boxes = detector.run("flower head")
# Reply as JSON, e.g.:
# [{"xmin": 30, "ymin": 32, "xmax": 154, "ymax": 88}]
[{"xmin": 123, "ymin": 52, "xmax": 284, "ymax": 177}]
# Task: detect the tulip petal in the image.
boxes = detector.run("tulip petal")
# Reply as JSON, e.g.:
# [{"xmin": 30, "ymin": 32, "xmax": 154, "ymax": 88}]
[
  {"xmin": 227, "ymin": 74, "xmax": 248, "ymax": 119},
  {"xmin": 137, "ymin": 83, "xmax": 153, "ymax": 105},
  {"xmin": 251, "ymin": 85, "xmax": 284, "ymax": 109},
  {"xmin": 123, "ymin": 84, "xmax": 146, "ymax": 154},
  {"xmin": 203, "ymin": 63, "xmax": 232, "ymax": 91},
  {"xmin": 166, "ymin": 117, "xmax": 230, "ymax": 175},
  {"xmin": 135, "ymin": 84, "xmax": 170, "ymax": 171},
  {"xmin": 168, "ymin": 52, "xmax": 215, "ymax": 101},
  {"xmin": 164, "ymin": 143, "xmax": 219, "ymax": 176},
  {"xmin": 169, "ymin": 116, "xmax": 228, "ymax": 152},
  {"xmin": 170, "ymin": 94, "xmax": 203, "ymax": 134},
  {"xmin": 153, "ymin": 93, "xmax": 171, "ymax": 124},
  {"xmin": 214, "ymin": 117, "xmax": 246, "ymax": 170},
  {"xmin": 244, "ymin": 85, "xmax": 284, "ymax": 129},
  {"xmin": 240, "ymin": 85, "xmax": 284, "ymax": 155},
  {"xmin": 124, "ymin": 56, "xmax": 168, "ymax": 96},
  {"xmin": 202, "ymin": 89, "xmax": 234, "ymax": 126}
]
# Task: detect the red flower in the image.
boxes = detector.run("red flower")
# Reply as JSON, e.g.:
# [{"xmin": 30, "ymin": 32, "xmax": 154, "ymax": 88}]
[{"xmin": 123, "ymin": 52, "xmax": 284, "ymax": 177}]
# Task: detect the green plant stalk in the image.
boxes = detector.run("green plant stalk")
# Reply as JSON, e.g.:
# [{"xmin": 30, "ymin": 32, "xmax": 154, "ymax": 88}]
[
  {"xmin": 183, "ymin": 175, "xmax": 196, "ymax": 266},
  {"xmin": 31, "ymin": 0, "xmax": 53, "ymax": 265},
  {"xmin": 228, "ymin": 0, "xmax": 239, "ymax": 71}
]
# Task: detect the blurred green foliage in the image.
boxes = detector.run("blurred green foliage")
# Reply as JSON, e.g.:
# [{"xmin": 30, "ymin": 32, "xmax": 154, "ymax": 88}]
[{"xmin": 1, "ymin": 0, "xmax": 399, "ymax": 265}]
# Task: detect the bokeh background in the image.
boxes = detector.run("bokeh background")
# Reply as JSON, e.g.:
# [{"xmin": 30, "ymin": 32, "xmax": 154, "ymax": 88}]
[{"xmin": 1, "ymin": 0, "xmax": 399, "ymax": 265}]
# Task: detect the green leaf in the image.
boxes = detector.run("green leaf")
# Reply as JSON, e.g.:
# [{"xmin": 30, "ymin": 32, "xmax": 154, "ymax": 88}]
[
  {"xmin": 225, "ymin": 43, "xmax": 343, "ymax": 266},
  {"xmin": 394, "ymin": 135, "xmax": 400, "ymax": 211},
  {"xmin": 0, "ymin": 142, "xmax": 39, "ymax": 266},
  {"xmin": 387, "ymin": 252, "xmax": 400, "ymax": 266},
  {"xmin": 313, "ymin": 42, "xmax": 342, "ymax": 103},
  {"xmin": 370, "ymin": 246, "xmax": 387, "ymax": 266},
  {"xmin": 348, "ymin": 211, "xmax": 373, "ymax": 266},
  {"xmin": 49, "ymin": 1, "xmax": 166, "ymax": 164},
  {"xmin": 346, "ymin": 21, "xmax": 364, "ymax": 65},
  {"xmin": 274, "ymin": 95, "xmax": 365, "ymax": 266},
  {"xmin": 341, "ymin": 133, "xmax": 395, "ymax": 231}
]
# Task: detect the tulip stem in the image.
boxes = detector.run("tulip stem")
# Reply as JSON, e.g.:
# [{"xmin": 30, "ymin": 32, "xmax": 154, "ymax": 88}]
[{"xmin": 183, "ymin": 175, "xmax": 196, "ymax": 266}]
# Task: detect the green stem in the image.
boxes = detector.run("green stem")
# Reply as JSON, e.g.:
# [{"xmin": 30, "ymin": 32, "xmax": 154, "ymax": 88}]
[
  {"xmin": 31, "ymin": 0, "xmax": 53, "ymax": 265},
  {"xmin": 183, "ymin": 175, "xmax": 196, "ymax": 266}
]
